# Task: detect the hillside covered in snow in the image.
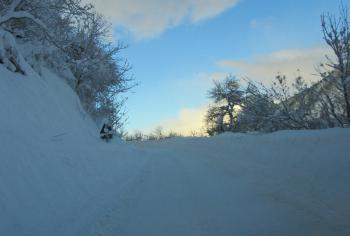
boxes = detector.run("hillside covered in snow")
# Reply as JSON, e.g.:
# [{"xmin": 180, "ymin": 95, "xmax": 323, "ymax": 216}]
[{"xmin": 1, "ymin": 64, "xmax": 350, "ymax": 236}]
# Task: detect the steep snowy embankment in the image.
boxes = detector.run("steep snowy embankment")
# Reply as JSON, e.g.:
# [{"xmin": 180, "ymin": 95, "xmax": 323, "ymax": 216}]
[
  {"xmin": 0, "ymin": 66, "xmax": 147, "ymax": 236},
  {"xmin": 1, "ymin": 65, "xmax": 350, "ymax": 236}
]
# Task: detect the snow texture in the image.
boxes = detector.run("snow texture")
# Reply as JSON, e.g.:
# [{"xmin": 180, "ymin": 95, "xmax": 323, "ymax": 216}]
[{"xmin": 0, "ymin": 65, "xmax": 350, "ymax": 236}]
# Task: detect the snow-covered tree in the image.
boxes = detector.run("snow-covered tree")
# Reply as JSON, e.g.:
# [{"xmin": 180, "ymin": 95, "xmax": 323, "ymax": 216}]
[
  {"xmin": 206, "ymin": 75, "xmax": 244, "ymax": 135},
  {"xmin": 0, "ymin": 0, "xmax": 133, "ymax": 130},
  {"xmin": 238, "ymin": 80, "xmax": 279, "ymax": 132},
  {"xmin": 62, "ymin": 10, "xmax": 133, "ymax": 127},
  {"xmin": 239, "ymin": 74, "xmax": 332, "ymax": 132}
]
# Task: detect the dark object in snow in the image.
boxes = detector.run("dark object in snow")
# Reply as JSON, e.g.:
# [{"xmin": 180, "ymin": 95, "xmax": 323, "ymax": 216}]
[{"xmin": 100, "ymin": 123, "xmax": 113, "ymax": 142}]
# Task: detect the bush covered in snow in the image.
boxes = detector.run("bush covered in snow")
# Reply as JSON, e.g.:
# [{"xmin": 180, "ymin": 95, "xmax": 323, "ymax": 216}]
[{"xmin": 0, "ymin": 0, "xmax": 134, "ymax": 129}]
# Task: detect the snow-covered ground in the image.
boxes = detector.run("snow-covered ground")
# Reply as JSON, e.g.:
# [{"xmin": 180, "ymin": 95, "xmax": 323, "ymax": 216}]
[{"xmin": 1, "ymin": 65, "xmax": 350, "ymax": 236}]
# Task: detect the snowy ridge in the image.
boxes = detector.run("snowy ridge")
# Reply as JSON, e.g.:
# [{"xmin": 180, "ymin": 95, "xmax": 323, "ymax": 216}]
[{"xmin": 1, "ymin": 65, "xmax": 350, "ymax": 235}]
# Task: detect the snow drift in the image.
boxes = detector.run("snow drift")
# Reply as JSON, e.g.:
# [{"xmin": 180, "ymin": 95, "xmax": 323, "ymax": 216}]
[{"xmin": 0, "ymin": 64, "xmax": 350, "ymax": 235}]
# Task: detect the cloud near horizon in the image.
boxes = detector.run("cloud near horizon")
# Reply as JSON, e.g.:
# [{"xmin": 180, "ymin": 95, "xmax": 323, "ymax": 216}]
[
  {"xmin": 85, "ymin": 0, "xmax": 239, "ymax": 39},
  {"xmin": 148, "ymin": 106, "xmax": 208, "ymax": 136}
]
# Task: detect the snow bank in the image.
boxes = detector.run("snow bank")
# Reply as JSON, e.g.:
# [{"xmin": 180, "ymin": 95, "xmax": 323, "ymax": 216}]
[
  {"xmin": 0, "ymin": 64, "xmax": 350, "ymax": 235},
  {"xmin": 0, "ymin": 65, "xmax": 146, "ymax": 235}
]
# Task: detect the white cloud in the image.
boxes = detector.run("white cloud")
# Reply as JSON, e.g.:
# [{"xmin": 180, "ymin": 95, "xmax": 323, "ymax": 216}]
[
  {"xmin": 84, "ymin": 0, "xmax": 239, "ymax": 39},
  {"xmin": 155, "ymin": 106, "xmax": 208, "ymax": 136},
  {"xmin": 218, "ymin": 46, "xmax": 333, "ymax": 85}
]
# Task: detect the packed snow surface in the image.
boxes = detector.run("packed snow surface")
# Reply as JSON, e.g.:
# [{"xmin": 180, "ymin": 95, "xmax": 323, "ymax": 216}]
[{"xmin": 1, "ymin": 66, "xmax": 350, "ymax": 236}]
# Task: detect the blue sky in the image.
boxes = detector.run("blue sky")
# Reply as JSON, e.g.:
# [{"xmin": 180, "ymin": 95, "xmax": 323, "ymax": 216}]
[{"xmin": 88, "ymin": 0, "xmax": 341, "ymax": 134}]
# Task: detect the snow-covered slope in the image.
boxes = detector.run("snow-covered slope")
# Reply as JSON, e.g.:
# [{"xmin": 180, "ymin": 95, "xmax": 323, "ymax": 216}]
[
  {"xmin": 1, "ymin": 65, "xmax": 350, "ymax": 236},
  {"xmin": 0, "ymin": 65, "xmax": 147, "ymax": 235}
]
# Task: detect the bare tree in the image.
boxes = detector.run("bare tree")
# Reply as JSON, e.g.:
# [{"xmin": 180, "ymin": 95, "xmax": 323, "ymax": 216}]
[{"xmin": 321, "ymin": 4, "xmax": 350, "ymax": 125}]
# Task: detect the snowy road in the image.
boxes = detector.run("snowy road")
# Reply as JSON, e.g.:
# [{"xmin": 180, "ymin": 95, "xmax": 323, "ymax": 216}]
[{"xmin": 88, "ymin": 132, "xmax": 350, "ymax": 236}]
